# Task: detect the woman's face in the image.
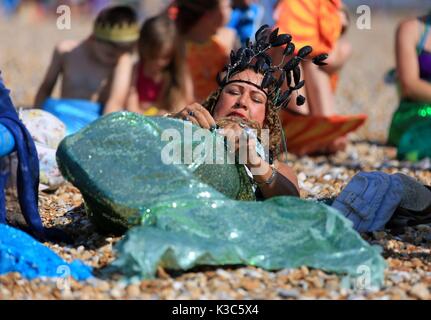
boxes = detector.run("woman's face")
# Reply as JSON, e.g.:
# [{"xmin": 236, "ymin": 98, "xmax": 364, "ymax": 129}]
[
  {"xmin": 145, "ymin": 45, "xmax": 174, "ymax": 73},
  {"xmin": 203, "ymin": 0, "xmax": 232, "ymax": 35},
  {"xmin": 213, "ymin": 69, "xmax": 267, "ymax": 127}
]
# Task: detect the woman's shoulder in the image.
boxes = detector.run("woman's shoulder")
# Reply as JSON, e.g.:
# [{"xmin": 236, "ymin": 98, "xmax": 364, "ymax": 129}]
[
  {"xmin": 214, "ymin": 27, "xmax": 237, "ymax": 55},
  {"xmin": 397, "ymin": 17, "xmax": 420, "ymax": 44}
]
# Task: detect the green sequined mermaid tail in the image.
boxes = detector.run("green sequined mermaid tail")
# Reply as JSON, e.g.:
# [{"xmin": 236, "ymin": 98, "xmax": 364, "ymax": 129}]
[
  {"xmin": 397, "ymin": 121, "xmax": 431, "ymax": 161},
  {"xmin": 388, "ymin": 100, "xmax": 431, "ymax": 147},
  {"xmin": 57, "ymin": 112, "xmax": 386, "ymax": 286},
  {"xmin": 57, "ymin": 112, "xmax": 255, "ymax": 234}
]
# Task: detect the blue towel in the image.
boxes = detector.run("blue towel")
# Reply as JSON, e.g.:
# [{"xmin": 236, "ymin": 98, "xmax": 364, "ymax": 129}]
[
  {"xmin": 0, "ymin": 224, "xmax": 92, "ymax": 280},
  {"xmin": 43, "ymin": 98, "xmax": 102, "ymax": 135},
  {"xmin": 0, "ymin": 123, "xmax": 15, "ymax": 157},
  {"xmin": 0, "ymin": 77, "xmax": 47, "ymax": 239}
]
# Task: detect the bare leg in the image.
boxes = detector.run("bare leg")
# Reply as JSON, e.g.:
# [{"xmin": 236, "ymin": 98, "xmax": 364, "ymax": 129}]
[
  {"xmin": 302, "ymin": 61, "xmax": 335, "ymax": 116},
  {"xmin": 321, "ymin": 37, "xmax": 352, "ymax": 75}
]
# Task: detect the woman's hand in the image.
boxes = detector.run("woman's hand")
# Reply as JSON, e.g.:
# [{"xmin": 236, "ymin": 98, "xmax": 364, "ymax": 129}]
[
  {"xmin": 217, "ymin": 122, "xmax": 261, "ymax": 168},
  {"xmin": 172, "ymin": 103, "xmax": 216, "ymax": 130},
  {"xmin": 219, "ymin": 122, "xmax": 300, "ymax": 197}
]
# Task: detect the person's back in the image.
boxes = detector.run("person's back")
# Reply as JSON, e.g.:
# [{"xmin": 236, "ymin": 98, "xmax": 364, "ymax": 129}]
[
  {"xmin": 54, "ymin": 39, "xmax": 113, "ymax": 103},
  {"xmin": 34, "ymin": 5, "xmax": 139, "ymax": 120}
]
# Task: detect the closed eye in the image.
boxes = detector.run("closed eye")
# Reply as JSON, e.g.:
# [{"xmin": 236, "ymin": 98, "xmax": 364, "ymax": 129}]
[{"xmin": 227, "ymin": 89, "xmax": 240, "ymax": 95}]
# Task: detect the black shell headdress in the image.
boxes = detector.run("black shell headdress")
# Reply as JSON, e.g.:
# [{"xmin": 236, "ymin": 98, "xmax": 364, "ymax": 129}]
[{"xmin": 216, "ymin": 25, "xmax": 328, "ymax": 111}]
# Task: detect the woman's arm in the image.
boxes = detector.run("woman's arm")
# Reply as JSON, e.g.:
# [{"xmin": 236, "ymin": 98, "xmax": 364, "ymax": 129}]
[
  {"xmin": 397, "ymin": 18, "xmax": 431, "ymax": 101},
  {"xmin": 125, "ymin": 63, "xmax": 143, "ymax": 113},
  {"xmin": 249, "ymin": 158, "xmax": 300, "ymax": 198},
  {"xmin": 221, "ymin": 122, "xmax": 300, "ymax": 198},
  {"xmin": 103, "ymin": 53, "xmax": 134, "ymax": 114}
]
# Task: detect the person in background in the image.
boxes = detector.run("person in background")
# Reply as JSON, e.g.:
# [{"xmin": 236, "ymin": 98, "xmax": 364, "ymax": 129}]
[
  {"xmin": 260, "ymin": 0, "xmax": 279, "ymax": 27},
  {"xmin": 34, "ymin": 5, "xmax": 139, "ymax": 135},
  {"xmin": 272, "ymin": 0, "xmax": 359, "ymax": 155},
  {"xmin": 274, "ymin": 0, "xmax": 351, "ymax": 116},
  {"xmin": 127, "ymin": 14, "xmax": 193, "ymax": 115},
  {"xmin": 174, "ymin": 0, "xmax": 236, "ymax": 103},
  {"xmin": 388, "ymin": 12, "xmax": 431, "ymax": 153},
  {"xmin": 227, "ymin": 0, "xmax": 264, "ymax": 45}
]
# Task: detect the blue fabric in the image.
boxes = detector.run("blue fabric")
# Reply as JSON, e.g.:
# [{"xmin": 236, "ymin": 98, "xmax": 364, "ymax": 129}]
[
  {"xmin": 261, "ymin": 0, "xmax": 277, "ymax": 26},
  {"xmin": 0, "ymin": 224, "xmax": 92, "ymax": 280},
  {"xmin": 0, "ymin": 78, "xmax": 46, "ymax": 239},
  {"xmin": 0, "ymin": 123, "xmax": 15, "ymax": 157},
  {"xmin": 417, "ymin": 15, "xmax": 431, "ymax": 54},
  {"xmin": 227, "ymin": 4, "xmax": 264, "ymax": 45},
  {"xmin": 1, "ymin": 0, "xmax": 21, "ymax": 15},
  {"xmin": 43, "ymin": 98, "xmax": 102, "ymax": 136},
  {"xmin": 331, "ymin": 172, "xmax": 404, "ymax": 232}
]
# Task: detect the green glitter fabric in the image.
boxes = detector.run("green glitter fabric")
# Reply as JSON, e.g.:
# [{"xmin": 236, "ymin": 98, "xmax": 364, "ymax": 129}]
[
  {"xmin": 57, "ymin": 112, "xmax": 386, "ymax": 286},
  {"xmin": 397, "ymin": 121, "xmax": 431, "ymax": 161},
  {"xmin": 57, "ymin": 112, "xmax": 255, "ymax": 234},
  {"xmin": 388, "ymin": 100, "xmax": 431, "ymax": 147}
]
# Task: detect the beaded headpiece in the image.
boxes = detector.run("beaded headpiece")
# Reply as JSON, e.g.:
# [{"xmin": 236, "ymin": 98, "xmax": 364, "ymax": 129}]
[{"xmin": 216, "ymin": 25, "xmax": 328, "ymax": 111}]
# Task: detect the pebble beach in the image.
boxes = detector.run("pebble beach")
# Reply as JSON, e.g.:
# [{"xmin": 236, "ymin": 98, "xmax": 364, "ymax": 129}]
[{"xmin": 1, "ymin": 9, "xmax": 431, "ymax": 300}]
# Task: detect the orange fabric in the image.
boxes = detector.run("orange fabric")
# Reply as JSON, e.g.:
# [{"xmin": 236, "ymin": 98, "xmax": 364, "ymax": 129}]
[
  {"xmin": 275, "ymin": 0, "xmax": 342, "ymax": 56},
  {"xmin": 186, "ymin": 36, "xmax": 229, "ymax": 102},
  {"xmin": 280, "ymin": 110, "xmax": 367, "ymax": 155}
]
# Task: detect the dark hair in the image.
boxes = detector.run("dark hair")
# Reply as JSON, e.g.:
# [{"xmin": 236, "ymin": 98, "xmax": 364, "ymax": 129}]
[
  {"xmin": 94, "ymin": 5, "xmax": 137, "ymax": 28},
  {"xmin": 175, "ymin": 0, "xmax": 221, "ymax": 34}
]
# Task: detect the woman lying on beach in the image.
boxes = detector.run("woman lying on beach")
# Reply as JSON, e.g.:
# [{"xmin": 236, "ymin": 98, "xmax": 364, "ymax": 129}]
[
  {"xmin": 170, "ymin": 67, "xmax": 300, "ymax": 199},
  {"xmin": 388, "ymin": 12, "xmax": 431, "ymax": 158},
  {"xmin": 167, "ymin": 25, "xmax": 431, "ymax": 225},
  {"xmin": 56, "ymin": 26, "xmax": 431, "ymax": 236}
]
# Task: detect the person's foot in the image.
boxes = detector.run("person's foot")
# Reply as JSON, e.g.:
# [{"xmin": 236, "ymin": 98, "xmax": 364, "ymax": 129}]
[
  {"xmin": 296, "ymin": 136, "xmax": 347, "ymax": 156},
  {"xmin": 325, "ymin": 136, "xmax": 348, "ymax": 154}
]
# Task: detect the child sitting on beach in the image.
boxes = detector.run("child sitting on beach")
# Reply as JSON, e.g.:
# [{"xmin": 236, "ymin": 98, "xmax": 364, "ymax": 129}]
[
  {"xmin": 127, "ymin": 14, "xmax": 193, "ymax": 115},
  {"xmin": 271, "ymin": 0, "xmax": 365, "ymax": 156},
  {"xmin": 34, "ymin": 5, "xmax": 139, "ymax": 135},
  {"xmin": 388, "ymin": 12, "xmax": 431, "ymax": 160}
]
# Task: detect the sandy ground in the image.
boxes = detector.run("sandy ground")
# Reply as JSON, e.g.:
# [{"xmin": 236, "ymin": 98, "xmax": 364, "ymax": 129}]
[{"xmin": 1, "ymin": 10, "xmax": 431, "ymax": 300}]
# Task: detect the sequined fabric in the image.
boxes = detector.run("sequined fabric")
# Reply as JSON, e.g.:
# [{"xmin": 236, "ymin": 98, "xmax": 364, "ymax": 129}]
[
  {"xmin": 57, "ymin": 112, "xmax": 255, "ymax": 233},
  {"xmin": 388, "ymin": 100, "xmax": 431, "ymax": 147},
  {"xmin": 57, "ymin": 112, "xmax": 385, "ymax": 286}
]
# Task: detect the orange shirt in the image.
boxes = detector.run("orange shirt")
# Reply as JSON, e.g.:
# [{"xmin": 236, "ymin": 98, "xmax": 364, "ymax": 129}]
[
  {"xmin": 275, "ymin": 0, "xmax": 342, "ymax": 56},
  {"xmin": 186, "ymin": 36, "xmax": 229, "ymax": 102}
]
